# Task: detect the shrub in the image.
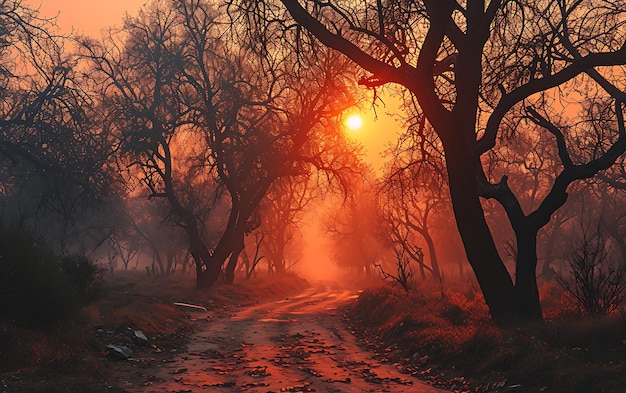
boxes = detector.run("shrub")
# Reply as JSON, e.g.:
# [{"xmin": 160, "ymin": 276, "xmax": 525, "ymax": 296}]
[
  {"xmin": 555, "ymin": 221, "xmax": 626, "ymax": 316},
  {"xmin": 0, "ymin": 226, "xmax": 102, "ymax": 327},
  {"xmin": 374, "ymin": 246, "xmax": 416, "ymax": 291},
  {"xmin": 61, "ymin": 254, "xmax": 105, "ymax": 298}
]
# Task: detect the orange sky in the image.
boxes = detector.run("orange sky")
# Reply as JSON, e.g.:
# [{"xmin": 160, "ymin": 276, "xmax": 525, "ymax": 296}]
[
  {"xmin": 343, "ymin": 103, "xmax": 403, "ymax": 174},
  {"xmin": 37, "ymin": 0, "xmax": 146, "ymax": 36},
  {"xmin": 36, "ymin": 0, "xmax": 402, "ymax": 174}
]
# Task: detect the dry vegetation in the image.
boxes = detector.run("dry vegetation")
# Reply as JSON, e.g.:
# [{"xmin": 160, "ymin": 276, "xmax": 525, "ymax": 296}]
[
  {"xmin": 348, "ymin": 280, "xmax": 626, "ymax": 393},
  {"xmin": 2, "ymin": 268, "xmax": 625, "ymax": 393},
  {"xmin": 0, "ymin": 271, "xmax": 308, "ymax": 392}
]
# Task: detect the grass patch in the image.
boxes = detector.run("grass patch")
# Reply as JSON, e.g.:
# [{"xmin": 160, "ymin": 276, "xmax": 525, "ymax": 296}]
[{"xmin": 349, "ymin": 280, "xmax": 626, "ymax": 392}]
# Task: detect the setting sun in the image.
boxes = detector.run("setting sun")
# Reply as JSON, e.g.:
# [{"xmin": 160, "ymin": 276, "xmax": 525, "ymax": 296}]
[{"xmin": 346, "ymin": 114, "xmax": 363, "ymax": 130}]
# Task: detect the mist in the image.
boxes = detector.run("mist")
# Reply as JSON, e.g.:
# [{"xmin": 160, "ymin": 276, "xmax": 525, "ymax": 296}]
[{"xmin": 1, "ymin": 1, "xmax": 625, "ymax": 392}]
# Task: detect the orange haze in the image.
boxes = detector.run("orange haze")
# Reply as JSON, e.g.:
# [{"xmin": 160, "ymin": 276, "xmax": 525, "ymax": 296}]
[
  {"xmin": 39, "ymin": 0, "xmax": 402, "ymax": 174},
  {"xmin": 37, "ymin": 0, "xmax": 146, "ymax": 36}
]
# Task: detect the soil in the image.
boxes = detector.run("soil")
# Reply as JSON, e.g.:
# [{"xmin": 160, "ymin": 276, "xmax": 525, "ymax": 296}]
[{"xmin": 105, "ymin": 283, "xmax": 446, "ymax": 393}]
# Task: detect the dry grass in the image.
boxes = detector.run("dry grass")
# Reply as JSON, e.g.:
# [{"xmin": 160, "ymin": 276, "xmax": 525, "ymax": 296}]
[
  {"xmin": 0, "ymin": 270, "xmax": 309, "ymax": 392},
  {"xmin": 349, "ymin": 279, "xmax": 626, "ymax": 393}
]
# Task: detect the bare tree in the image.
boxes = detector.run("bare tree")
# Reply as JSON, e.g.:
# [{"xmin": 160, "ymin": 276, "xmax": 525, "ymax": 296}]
[
  {"xmin": 380, "ymin": 115, "xmax": 446, "ymax": 281},
  {"xmin": 0, "ymin": 1, "xmax": 116, "ymax": 251},
  {"xmin": 240, "ymin": 229, "xmax": 265, "ymax": 279},
  {"xmin": 587, "ymin": 180, "xmax": 626, "ymax": 266},
  {"xmin": 231, "ymin": 0, "xmax": 626, "ymax": 322},
  {"xmin": 83, "ymin": 0, "xmax": 361, "ymax": 288},
  {"xmin": 327, "ymin": 177, "xmax": 388, "ymax": 277},
  {"xmin": 259, "ymin": 175, "xmax": 314, "ymax": 274},
  {"xmin": 375, "ymin": 245, "xmax": 416, "ymax": 292}
]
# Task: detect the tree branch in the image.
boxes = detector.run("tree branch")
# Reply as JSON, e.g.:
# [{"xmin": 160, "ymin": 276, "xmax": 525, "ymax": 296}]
[
  {"xmin": 279, "ymin": 1, "xmax": 402, "ymax": 84},
  {"xmin": 479, "ymin": 45, "xmax": 626, "ymax": 156},
  {"xmin": 525, "ymin": 106, "xmax": 574, "ymax": 169}
]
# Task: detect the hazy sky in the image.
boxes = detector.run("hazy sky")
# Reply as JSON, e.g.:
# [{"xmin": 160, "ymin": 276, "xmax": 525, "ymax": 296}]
[
  {"xmin": 37, "ymin": 0, "xmax": 146, "ymax": 36},
  {"xmin": 35, "ymin": 0, "xmax": 401, "ymax": 173}
]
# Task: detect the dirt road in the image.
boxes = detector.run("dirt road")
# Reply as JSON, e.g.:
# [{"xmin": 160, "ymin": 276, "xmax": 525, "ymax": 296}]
[{"xmin": 113, "ymin": 284, "xmax": 446, "ymax": 393}]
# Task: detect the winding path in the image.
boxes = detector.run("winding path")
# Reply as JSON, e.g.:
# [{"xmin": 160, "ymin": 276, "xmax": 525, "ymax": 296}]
[{"xmin": 116, "ymin": 285, "xmax": 447, "ymax": 393}]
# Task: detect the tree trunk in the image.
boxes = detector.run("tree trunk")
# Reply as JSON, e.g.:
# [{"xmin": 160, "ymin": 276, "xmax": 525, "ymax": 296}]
[
  {"xmin": 269, "ymin": 226, "xmax": 287, "ymax": 274},
  {"xmin": 418, "ymin": 262, "xmax": 426, "ymax": 280},
  {"xmin": 514, "ymin": 230, "xmax": 542, "ymax": 320},
  {"xmin": 186, "ymin": 222, "xmax": 221, "ymax": 288},
  {"xmin": 420, "ymin": 230, "xmax": 441, "ymax": 281},
  {"xmin": 224, "ymin": 229, "xmax": 245, "ymax": 284},
  {"xmin": 195, "ymin": 261, "xmax": 219, "ymax": 288},
  {"xmin": 604, "ymin": 219, "xmax": 626, "ymax": 267},
  {"xmin": 444, "ymin": 141, "xmax": 516, "ymax": 322},
  {"xmin": 273, "ymin": 256, "xmax": 286, "ymax": 274}
]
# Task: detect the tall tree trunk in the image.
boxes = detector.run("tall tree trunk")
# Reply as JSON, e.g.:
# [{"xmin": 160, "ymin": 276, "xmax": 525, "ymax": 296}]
[
  {"xmin": 604, "ymin": 218, "xmax": 626, "ymax": 267},
  {"xmin": 416, "ymin": 228, "xmax": 441, "ymax": 281},
  {"xmin": 444, "ymin": 141, "xmax": 516, "ymax": 322},
  {"xmin": 224, "ymin": 229, "xmax": 245, "ymax": 284},
  {"xmin": 514, "ymin": 229, "xmax": 542, "ymax": 320},
  {"xmin": 185, "ymin": 220, "xmax": 221, "ymax": 288},
  {"xmin": 424, "ymin": 235, "xmax": 441, "ymax": 281},
  {"xmin": 270, "ymin": 227, "xmax": 287, "ymax": 274},
  {"xmin": 418, "ymin": 262, "xmax": 426, "ymax": 280}
]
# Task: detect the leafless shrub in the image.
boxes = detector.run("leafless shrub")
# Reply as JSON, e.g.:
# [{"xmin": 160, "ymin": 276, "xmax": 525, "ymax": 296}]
[
  {"xmin": 375, "ymin": 246, "xmax": 415, "ymax": 292},
  {"xmin": 556, "ymin": 221, "xmax": 626, "ymax": 316}
]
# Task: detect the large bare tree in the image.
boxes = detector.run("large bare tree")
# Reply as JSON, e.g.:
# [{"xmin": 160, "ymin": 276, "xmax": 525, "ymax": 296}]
[
  {"xmin": 231, "ymin": 0, "xmax": 626, "ymax": 321},
  {"xmin": 84, "ymin": 0, "xmax": 361, "ymax": 288}
]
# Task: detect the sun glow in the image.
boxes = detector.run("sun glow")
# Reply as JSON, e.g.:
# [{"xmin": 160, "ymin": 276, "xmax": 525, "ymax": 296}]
[{"xmin": 346, "ymin": 114, "xmax": 363, "ymax": 131}]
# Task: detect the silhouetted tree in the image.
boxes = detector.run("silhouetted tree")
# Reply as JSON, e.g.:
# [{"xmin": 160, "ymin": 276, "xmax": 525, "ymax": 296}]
[
  {"xmin": 232, "ymin": 0, "xmax": 626, "ymax": 322},
  {"xmin": 0, "ymin": 0, "xmax": 117, "ymax": 252},
  {"xmin": 84, "ymin": 0, "xmax": 361, "ymax": 288},
  {"xmin": 587, "ymin": 176, "xmax": 626, "ymax": 267},
  {"xmin": 259, "ymin": 175, "xmax": 314, "ymax": 274},
  {"xmin": 327, "ymin": 176, "xmax": 388, "ymax": 277},
  {"xmin": 380, "ymin": 114, "xmax": 446, "ymax": 281},
  {"xmin": 375, "ymin": 245, "xmax": 416, "ymax": 292},
  {"xmin": 556, "ymin": 214, "xmax": 626, "ymax": 315}
]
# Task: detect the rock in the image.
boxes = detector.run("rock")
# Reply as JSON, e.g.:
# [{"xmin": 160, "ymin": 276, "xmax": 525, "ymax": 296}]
[
  {"xmin": 132, "ymin": 329, "xmax": 148, "ymax": 345},
  {"xmin": 94, "ymin": 325, "xmax": 109, "ymax": 337},
  {"xmin": 106, "ymin": 344, "xmax": 133, "ymax": 360}
]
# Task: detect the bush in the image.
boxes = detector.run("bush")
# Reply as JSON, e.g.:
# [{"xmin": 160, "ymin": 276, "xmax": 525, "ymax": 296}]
[
  {"xmin": 374, "ymin": 246, "xmax": 416, "ymax": 292},
  {"xmin": 0, "ymin": 226, "xmax": 102, "ymax": 327},
  {"xmin": 61, "ymin": 254, "xmax": 105, "ymax": 297},
  {"xmin": 555, "ymin": 221, "xmax": 626, "ymax": 316}
]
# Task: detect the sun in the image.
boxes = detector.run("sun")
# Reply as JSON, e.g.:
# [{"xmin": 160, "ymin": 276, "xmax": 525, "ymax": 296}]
[{"xmin": 345, "ymin": 114, "xmax": 363, "ymax": 131}]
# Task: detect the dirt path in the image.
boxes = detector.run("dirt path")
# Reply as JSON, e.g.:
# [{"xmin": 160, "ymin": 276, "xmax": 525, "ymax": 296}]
[{"xmin": 112, "ymin": 284, "xmax": 447, "ymax": 393}]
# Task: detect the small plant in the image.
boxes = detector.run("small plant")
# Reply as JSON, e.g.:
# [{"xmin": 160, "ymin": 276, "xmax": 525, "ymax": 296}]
[
  {"xmin": 555, "ymin": 220, "xmax": 626, "ymax": 316},
  {"xmin": 375, "ymin": 245, "xmax": 415, "ymax": 291}
]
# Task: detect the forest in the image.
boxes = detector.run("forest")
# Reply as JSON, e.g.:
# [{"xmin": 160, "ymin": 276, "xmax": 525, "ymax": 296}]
[{"xmin": 0, "ymin": 1, "xmax": 625, "ymax": 392}]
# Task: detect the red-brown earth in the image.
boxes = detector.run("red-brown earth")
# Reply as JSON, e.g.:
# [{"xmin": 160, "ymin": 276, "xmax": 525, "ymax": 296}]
[{"xmin": 107, "ymin": 282, "xmax": 445, "ymax": 393}]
